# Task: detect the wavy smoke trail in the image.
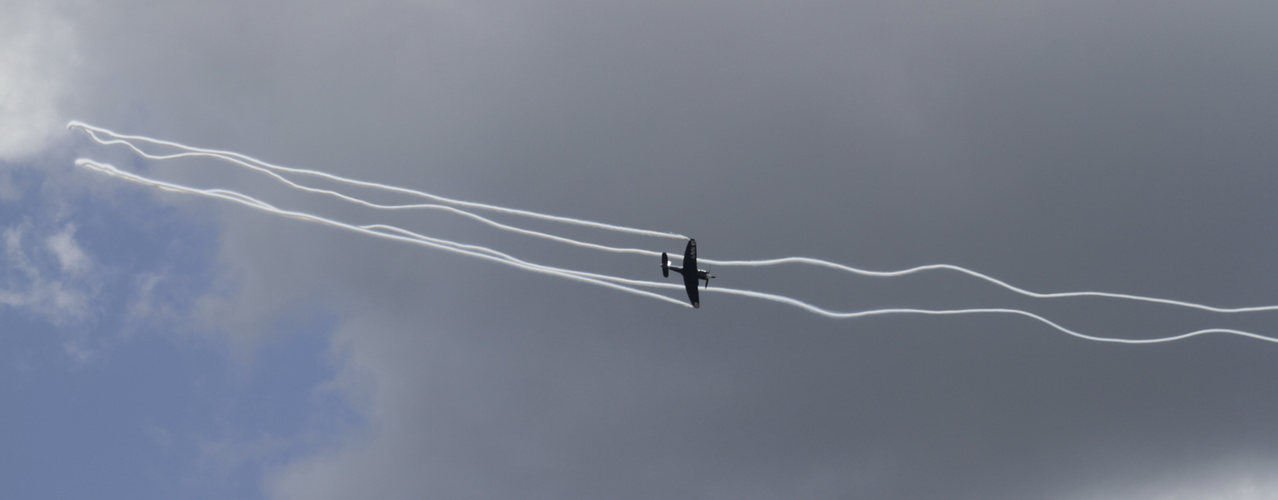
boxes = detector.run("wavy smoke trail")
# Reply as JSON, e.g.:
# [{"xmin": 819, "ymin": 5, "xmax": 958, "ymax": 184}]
[{"xmin": 70, "ymin": 121, "xmax": 1278, "ymax": 344}]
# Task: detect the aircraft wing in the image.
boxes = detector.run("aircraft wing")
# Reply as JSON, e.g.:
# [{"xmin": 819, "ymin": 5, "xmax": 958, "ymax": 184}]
[
  {"xmin": 683, "ymin": 239, "xmax": 699, "ymax": 307},
  {"xmin": 683, "ymin": 271, "xmax": 700, "ymax": 308}
]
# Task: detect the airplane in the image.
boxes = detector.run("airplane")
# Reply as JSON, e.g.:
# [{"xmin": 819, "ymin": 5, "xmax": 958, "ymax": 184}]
[{"xmin": 661, "ymin": 238, "xmax": 714, "ymax": 308}]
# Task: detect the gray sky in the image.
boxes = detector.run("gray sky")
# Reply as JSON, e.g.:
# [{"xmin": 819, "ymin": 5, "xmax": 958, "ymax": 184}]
[{"xmin": 5, "ymin": 1, "xmax": 1278, "ymax": 498}]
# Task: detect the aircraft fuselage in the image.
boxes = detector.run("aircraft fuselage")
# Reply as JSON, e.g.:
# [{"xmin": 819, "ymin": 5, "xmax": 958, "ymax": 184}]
[{"xmin": 661, "ymin": 239, "xmax": 713, "ymax": 308}]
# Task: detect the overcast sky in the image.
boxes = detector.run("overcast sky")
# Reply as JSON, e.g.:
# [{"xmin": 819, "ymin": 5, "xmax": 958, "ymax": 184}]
[{"xmin": 4, "ymin": 1, "xmax": 1278, "ymax": 498}]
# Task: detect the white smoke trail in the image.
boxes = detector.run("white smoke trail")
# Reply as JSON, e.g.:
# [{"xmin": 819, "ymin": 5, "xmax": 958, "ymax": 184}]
[
  {"xmin": 74, "ymin": 157, "xmax": 1278, "ymax": 345},
  {"xmin": 704, "ymin": 287, "xmax": 1278, "ymax": 345},
  {"xmin": 70, "ymin": 122, "xmax": 671, "ymax": 262},
  {"xmin": 71, "ymin": 124, "xmax": 659, "ymax": 257},
  {"xmin": 68, "ymin": 121, "xmax": 687, "ymax": 241},
  {"xmin": 698, "ymin": 257, "xmax": 1278, "ymax": 314},
  {"xmin": 74, "ymin": 158, "xmax": 691, "ymax": 308},
  {"xmin": 69, "ymin": 120, "xmax": 1278, "ymax": 316},
  {"xmin": 359, "ymin": 224, "xmax": 681, "ymax": 291}
]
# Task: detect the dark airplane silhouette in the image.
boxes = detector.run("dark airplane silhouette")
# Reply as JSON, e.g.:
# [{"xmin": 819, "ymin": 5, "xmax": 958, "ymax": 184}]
[{"xmin": 661, "ymin": 239, "xmax": 714, "ymax": 308}]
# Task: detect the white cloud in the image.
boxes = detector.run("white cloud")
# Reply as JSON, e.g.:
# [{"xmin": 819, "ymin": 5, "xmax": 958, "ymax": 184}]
[
  {"xmin": 3, "ymin": 224, "xmax": 39, "ymax": 282},
  {"xmin": 1061, "ymin": 458, "xmax": 1278, "ymax": 500},
  {"xmin": 125, "ymin": 271, "xmax": 165, "ymax": 320},
  {"xmin": 0, "ymin": 288, "xmax": 25, "ymax": 308},
  {"xmin": 61, "ymin": 338, "xmax": 93, "ymax": 361},
  {"xmin": 45, "ymin": 223, "xmax": 89, "ymax": 275},
  {"xmin": 196, "ymin": 433, "xmax": 291, "ymax": 482},
  {"xmin": 0, "ymin": 222, "xmax": 98, "ymax": 326},
  {"xmin": 0, "ymin": 0, "xmax": 78, "ymax": 161}
]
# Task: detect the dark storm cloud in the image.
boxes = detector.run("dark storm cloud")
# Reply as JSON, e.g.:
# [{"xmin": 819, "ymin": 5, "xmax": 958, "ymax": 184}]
[{"xmin": 69, "ymin": 1, "xmax": 1278, "ymax": 498}]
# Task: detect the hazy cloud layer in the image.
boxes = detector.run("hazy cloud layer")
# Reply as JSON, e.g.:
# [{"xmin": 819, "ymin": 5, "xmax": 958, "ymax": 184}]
[{"xmin": 32, "ymin": 0, "xmax": 1278, "ymax": 499}]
